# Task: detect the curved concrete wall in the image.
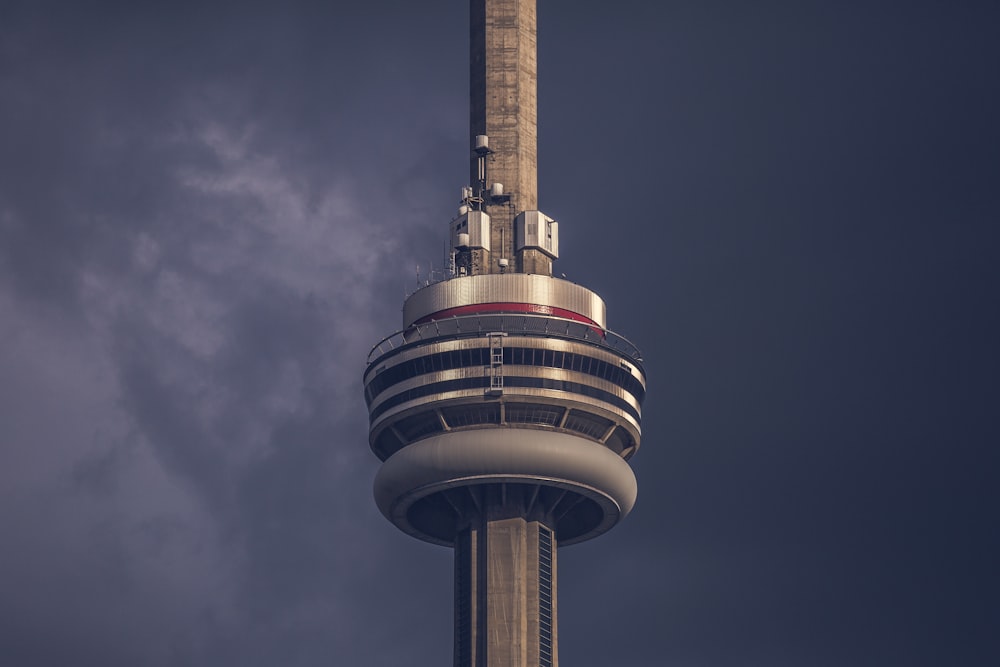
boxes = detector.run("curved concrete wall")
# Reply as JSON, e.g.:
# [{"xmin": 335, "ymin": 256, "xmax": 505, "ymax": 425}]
[
  {"xmin": 374, "ymin": 429, "xmax": 637, "ymax": 546},
  {"xmin": 403, "ymin": 274, "xmax": 607, "ymax": 328}
]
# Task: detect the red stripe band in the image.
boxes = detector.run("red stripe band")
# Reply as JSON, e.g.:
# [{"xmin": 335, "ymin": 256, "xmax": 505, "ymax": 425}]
[{"xmin": 413, "ymin": 303, "xmax": 601, "ymax": 329}]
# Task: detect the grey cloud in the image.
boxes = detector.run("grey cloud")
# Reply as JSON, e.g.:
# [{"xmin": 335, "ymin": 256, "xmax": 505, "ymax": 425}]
[
  {"xmin": 1, "ymin": 1, "xmax": 998, "ymax": 665},
  {"xmin": 0, "ymin": 2, "xmax": 450, "ymax": 664}
]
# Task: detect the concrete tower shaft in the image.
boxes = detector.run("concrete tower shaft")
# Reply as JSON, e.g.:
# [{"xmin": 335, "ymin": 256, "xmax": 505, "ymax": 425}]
[
  {"xmin": 470, "ymin": 0, "xmax": 537, "ymax": 211},
  {"xmin": 464, "ymin": 0, "xmax": 552, "ymax": 276}
]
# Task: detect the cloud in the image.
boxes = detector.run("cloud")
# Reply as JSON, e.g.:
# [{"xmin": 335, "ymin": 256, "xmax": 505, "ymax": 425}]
[
  {"xmin": 0, "ymin": 4, "xmax": 473, "ymax": 660},
  {"xmin": 0, "ymin": 26, "xmax": 417, "ymax": 657}
]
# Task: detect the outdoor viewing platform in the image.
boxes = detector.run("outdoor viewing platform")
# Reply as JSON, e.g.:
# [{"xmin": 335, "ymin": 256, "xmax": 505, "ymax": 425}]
[{"xmin": 366, "ymin": 312, "xmax": 644, "ymax": 367}]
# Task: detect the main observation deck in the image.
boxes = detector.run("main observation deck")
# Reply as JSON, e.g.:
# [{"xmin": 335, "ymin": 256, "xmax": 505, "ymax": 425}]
[{"xmin": 364, "ymin": 274, "xmax": 645, "ymax": 546}]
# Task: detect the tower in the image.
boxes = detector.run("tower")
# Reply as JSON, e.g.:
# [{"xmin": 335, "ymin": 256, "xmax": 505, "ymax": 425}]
[{"xmin": 364, "ymin": 1, "xmax": 645, "ymax": 665}]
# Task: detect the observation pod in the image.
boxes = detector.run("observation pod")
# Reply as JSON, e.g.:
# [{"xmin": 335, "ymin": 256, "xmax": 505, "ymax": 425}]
[{"xmin": 365, "ymin": 273, "xmax": 646, "ymax": 547}]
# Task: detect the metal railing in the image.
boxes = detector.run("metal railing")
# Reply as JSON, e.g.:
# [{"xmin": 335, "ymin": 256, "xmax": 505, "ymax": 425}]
[{"xmin": 367, "ymin": 313, "xmax": 643, "ymax": 365}]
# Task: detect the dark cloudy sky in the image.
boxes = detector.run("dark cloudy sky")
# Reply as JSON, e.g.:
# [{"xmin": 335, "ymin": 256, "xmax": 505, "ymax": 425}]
[{"xmin": 1, "ymin": 1, "xmax": 998, "ymax": 665}]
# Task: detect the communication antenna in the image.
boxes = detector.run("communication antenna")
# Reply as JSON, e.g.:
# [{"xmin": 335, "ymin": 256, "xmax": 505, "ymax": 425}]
[{"xmin": 474, "ymin": 134, "xmax": 492, "ymax": 209}]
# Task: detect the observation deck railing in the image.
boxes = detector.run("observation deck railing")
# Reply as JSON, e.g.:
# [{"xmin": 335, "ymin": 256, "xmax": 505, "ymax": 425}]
[{"xmin": 367, "ymin": 313, "xmax": 643, "ymax": 366}]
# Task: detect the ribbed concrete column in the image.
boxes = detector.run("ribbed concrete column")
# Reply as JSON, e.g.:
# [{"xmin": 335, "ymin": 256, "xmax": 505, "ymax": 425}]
[{"xmin": 454, "ymin": 488, "xmax": 559, "ymax": 667}]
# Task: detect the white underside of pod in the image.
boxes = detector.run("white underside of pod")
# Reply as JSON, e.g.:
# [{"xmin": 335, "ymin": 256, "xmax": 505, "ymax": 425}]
[{"xmin": 374, "ymin": 428, "xmax": 637, "ymax": 544}]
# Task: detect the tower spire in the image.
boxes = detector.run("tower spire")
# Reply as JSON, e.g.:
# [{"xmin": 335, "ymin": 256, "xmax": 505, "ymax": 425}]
[
  {"xmin": 463, "ymin": 0, "xmax": 554, "ymax": 276},
  {"xmin": 470, "ymin": 0, "xmax": 538, "ymax": 208}
]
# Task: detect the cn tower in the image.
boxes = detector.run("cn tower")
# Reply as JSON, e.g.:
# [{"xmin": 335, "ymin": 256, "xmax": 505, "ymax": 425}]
[{"xmin": 364, "ymin": 1, "xmax": 646, "ymax": 665}]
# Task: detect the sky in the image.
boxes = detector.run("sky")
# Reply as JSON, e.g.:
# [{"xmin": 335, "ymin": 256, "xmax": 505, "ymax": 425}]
[{"xmin": 1, "ymin": 1, "xmax": 998, "ymax": 665}]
